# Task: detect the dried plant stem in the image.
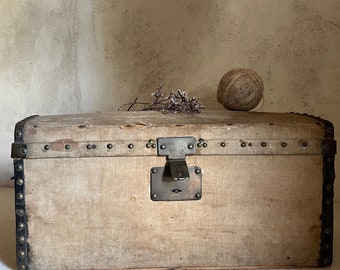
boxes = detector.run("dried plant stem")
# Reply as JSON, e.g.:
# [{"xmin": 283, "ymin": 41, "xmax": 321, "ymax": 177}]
[{"xmin": 118, "ymin": 83, "xmax": 205, "ymax": 113}]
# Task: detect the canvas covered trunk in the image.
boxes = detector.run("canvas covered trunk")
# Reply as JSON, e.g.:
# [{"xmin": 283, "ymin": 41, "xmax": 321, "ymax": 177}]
[{"xmin": 11, "ymin": 110, "xmax": 336, "ymax": 270}]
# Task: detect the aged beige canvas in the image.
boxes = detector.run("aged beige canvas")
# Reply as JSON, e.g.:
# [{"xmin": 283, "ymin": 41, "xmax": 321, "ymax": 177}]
[{"xmin": 12, "ymin": 110, "xmax": 336, "ymax": 270}]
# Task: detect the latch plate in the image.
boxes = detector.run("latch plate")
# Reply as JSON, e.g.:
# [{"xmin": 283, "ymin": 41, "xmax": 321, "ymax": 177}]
[
  {"xmin": 150, "ymin": 136, "xmax": 202, "ymax": 201},
  {"xmin": 150, "ymin": 166, "xmax": 202, "ymax": 201}
]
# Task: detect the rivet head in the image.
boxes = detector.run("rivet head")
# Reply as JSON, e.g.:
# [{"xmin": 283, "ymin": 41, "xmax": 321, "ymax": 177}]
[
  {"xmin": 20, "ymin": 148, "xmax": 28, "ymax": 155},
  {"xmin": 325, "ymin": 198, "xmax": 332, "ymax": 205},
  {"xmin": 323, "ymin": 243, "xmax": 331, "ymax": 251},
  {"xmin": 44, "ymin": 144, "xmax": 50, "ymax": 151},
  {"xmin": 86, "ymin": 144, "xmax": 92, "ymax": 149},
  {"xmin": 322, "ymin": 258, "xmax": 331, "ymax": 267},
  {"xmin": 65, "ymin": 144, "xmax": 71, "ymax": 150},
  {"xmin": 199, "ymin": 138, "xmax": 204, "ymax": 143},
  {"xmin": 299, "ymin": 140, "xmax": 308, "ymax": 148},
  {"xmin": 160, "ymin": 144, "xmax": 166, "ymax": 150},
  {"xmin": 323, "ymin": 228, "xmax": 332, "ymax": 236},
  {"xmin": 202, "ymin": 142, "xmax": 208, "ymax": 148},
  {"xmin": 18, "ymin": 251, "xmax": 25, "ymax": 258},
  {"xmin": 18, "ymin": 236, "xmax": 25, "ymax": 243},
  {"xmin": 326, "ymin": 157, "xmax": 333, "ymax": 163},
  {"xmin": 16, "ymin": 131, "xmax": 23, "ymax": 138},
  {"xmin": 151, "ymin": 143, "xmax": 156, "ymax": 148},
  {"xmin": 187, "ymin": 144, "xmax": 194, "ymax": 149},
  {"xmin": 16, "ymin": 193, "xmax": 24, "ymax": 200},
  {"xmin": 16, "ymin": 164, "xmax": 23, "ymax": 171},
  {"xmin": 151, "ymin": 193, "xmax": 158, "ymax": 199},
  {"xmin": 16, "ymin": 179, "xmax": 24, "ymax": 186},
  {"xmin": 107, "ymin": 143, "xmax": 113, "ymax": 149},
  {"xmin": 146, "ymin": 143, "xmax": 151, "ymax": 148},
  {"xmin": 324, "ymin": 184, "xmax": 333, "ymax": 193},
  {"xmin": 261, "ymin": 142, "xmax": 267, "ymax": 147},
  {"xmin": 18, "ymin": 264, "xmax": 26, "ymax": 270},
  {"xmin": 17, "ymin": 223, "xmax": 25, "ymax": 231},
  {"xmin": 241, "ymin": 142, "xmax": 246, "ymax": 147},
  {"xmin": 281, "ymin": 142, "xmax": 287, "ymax": 148},
  {"xmin": 197, "ymin": 143, "xmax": 203, "ymax": 148},
  {"xmin": 220, "ymin": 142, "xmax": 226, "ymax": 147},
  {"xmin": 151, "ymin": 168, "xmax": 157, "ymax": 174},
  {"xmin": 128, "ymin": 143, "xmax": 134, "ymax": 149},
  {"xmin": 16, "ymin": 209, "xmax": 25, "ymax": 217},
  {"xmin": 195, "ymin": 193, "xmax": 201, "ymax": 199},
  {"xmin": 322, "ymin": 143, "xmax": 329, "ymax": 151},
  {"xmin": 195, "ymin": 168, "xmax": 201, "ymax": 174},
  {"xmin": 326, "ymin": 127, "xmax": 333, "ymax": 135}
]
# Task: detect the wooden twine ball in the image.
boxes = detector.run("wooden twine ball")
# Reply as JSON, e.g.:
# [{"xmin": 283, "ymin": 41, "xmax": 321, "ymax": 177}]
[{"xmin": 217, "ymin": 68, "xmax": 264, "ymax": 111}]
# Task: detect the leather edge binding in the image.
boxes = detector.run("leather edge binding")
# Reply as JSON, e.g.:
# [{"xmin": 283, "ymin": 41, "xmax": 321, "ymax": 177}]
[
  {"xmin": 13, "ymin": 115, "xmax": 38, "ymax": 270},
  {"xmin": 290, "ymin": 113, "xmax": 336, "ymax": 267}
]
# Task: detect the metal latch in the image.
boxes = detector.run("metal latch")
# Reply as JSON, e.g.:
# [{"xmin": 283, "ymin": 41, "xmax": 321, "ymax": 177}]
[{"xmin": 150, "ymin": 137, "xmax": 202, "ymax": 201}]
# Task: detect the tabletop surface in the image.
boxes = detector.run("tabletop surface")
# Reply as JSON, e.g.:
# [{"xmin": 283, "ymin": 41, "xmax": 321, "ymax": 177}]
[{"xmin": 0, "ymin": 187, "xmax": 339, "ymax": 270}]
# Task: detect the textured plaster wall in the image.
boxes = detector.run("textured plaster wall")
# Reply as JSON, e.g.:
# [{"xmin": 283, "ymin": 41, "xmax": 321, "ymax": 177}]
[{"xmin": 0, "ymin": 0, "xmax": 340, "ymax": 200}]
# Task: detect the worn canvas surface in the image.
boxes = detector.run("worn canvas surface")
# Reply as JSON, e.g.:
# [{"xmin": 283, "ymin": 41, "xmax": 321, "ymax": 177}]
[{"xmin": 24, "ymin": 155, "xmax": 323, "ymax": 269}]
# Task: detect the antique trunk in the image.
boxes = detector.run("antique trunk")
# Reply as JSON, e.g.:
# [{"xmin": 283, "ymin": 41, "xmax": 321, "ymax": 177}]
[{"xmin": 11, "ymin": 110, "xmax": 336, "ymax": 270}]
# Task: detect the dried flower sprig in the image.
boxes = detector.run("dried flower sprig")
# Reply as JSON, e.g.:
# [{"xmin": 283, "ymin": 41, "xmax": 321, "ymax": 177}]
[{"xmin": 118, "ymin": 83, "xmax": 205, "ymax": 113}]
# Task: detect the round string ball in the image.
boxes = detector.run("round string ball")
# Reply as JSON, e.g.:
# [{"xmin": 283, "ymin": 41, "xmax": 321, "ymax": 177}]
[{"xmin": 217, "ymin": 68, "xmax": 264, "ymax": 111}]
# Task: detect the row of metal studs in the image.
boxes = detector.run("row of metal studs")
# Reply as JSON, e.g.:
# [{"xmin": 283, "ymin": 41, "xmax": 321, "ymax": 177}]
[
  {"xmin": 40, "ymin": 139, "xmax": 310, "ymax": 152},
  {"xmin": 15, "ymin": 126, "xmax": 29, "ymax": 270}
]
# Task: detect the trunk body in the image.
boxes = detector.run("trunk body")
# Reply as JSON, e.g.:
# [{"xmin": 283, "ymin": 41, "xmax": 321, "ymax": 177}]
[{"xmin": 11, "ymin": 110, "xmax": 336, "ymax": 270}]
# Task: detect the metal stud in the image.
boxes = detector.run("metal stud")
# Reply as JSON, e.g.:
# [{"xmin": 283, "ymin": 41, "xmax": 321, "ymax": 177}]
[
  {"xmin": 151, "ymin": 168, "xmax": 157, "ymax": 174},
  {"xmin": 151, "ymin": 193, "xmax": 158, "ymax": 199},
  {"xmin": 241, "ymin": 142, "xmax": 246, "ymax": 147},
  {"xmin": 322, "ymin": 143, "xmax": 329, "ymax": 151},
  {"xmin": 18, "ymin": 235, "xmax": 25, "ymax": 243},
  {"xmin": 195, "ymin": 193, "xmax": 201, "ymax": 199},
  {"xmin": 86, "ymin": 144, "xmax": 92, "ymax": 149},
  {"xmin": 18, "ymin": 264, "xmax": 26, "ymax": 270},
  {"xmin": 299, "ymin": 140, "xmax": 308, "ymax": 148},
  {"xmin": 187, "ymin": 144, "xmax": 194, "ymax": 149},
  {"xmin": 324, "ymin": 184, "xmax": 333, "ymax": 193},
  {"xmin": 18, "ymin": 250, "xmax": 25, "ymax": 258},
  {"xmin": 16, "ymin": 164, "xmax": 23, "ymax": 171},
  {"xmin": 261, "ymin": 142, "xmax": 267, "ymax": 147},
  {"xmin": 323, "ymin": 228, "xmax": 332, "ymax": 236},
  {"xmin": 107, "ymin": 143, "xmax": 113, "ymax": 149},
  {"xmin": 281, "ymin": 142, "xmax": 287, "ymax": 148},
  {"xmin": 220, "ymin": 142, "xmax": 226, "ymax": 147},
  {"xmin": 65, "ymin": 144, "xmax": 71, "ymax": 150},
  {"xmin": 151, "ymin": 143, "xmax": 156, "ymax": 148},
  {"xmin": 17, "ymin": 223, "xmax": 25, "ymax": 231},
  {"xmin": 44, "ymin": 144, "xmax": 50, "ymax": 151},
  {"xmin": 197, "ymin": 143, "xmax": 203, "ymax": 148},
  {"xmin": 195, "ymin": 168, "xmax": 201, "ymax": 174},
  {"xmin": 326, "ymin": 127, "xmax": 333, "ymax": 136},
  {"xmin": 146, "ymin": 143, "xmax": 151, "ymax": 148},
  {"xmin": 16, "ymin": 179, "xmax": 24, "ymax": 186},
  {"xmin": 16, "ymin": 131, "xmax": 23, "ymax": 138},
  {"xmin": 16, "ymin": 209, "xmax": 25, "ymax": 217},
  {"xmin": 326, "ymin": 157, "xmax": 333, "ymax": 163},
  {"xmin": 160, "ymin": 144, "xmax": 166, "ymax": 150},
  {"xmin": 128, "ymin": 144, "xmax": 134, "ymax": 149},
  {"xmin": 16, "ymin": 193, "xmax": 24, "ymax": 200},
  {"xmin": 20, "ymin": 148, "xmax": 28, "ymax": 155},
  {"xmin": 202, "ymin": 142, "xmax": 208, "ymax": 148}
]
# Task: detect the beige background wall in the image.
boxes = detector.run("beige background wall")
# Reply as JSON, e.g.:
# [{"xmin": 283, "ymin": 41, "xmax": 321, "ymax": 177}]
[{"xmin": 0, "ymin": 0, "xmax": 339, "ymax": 200}]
